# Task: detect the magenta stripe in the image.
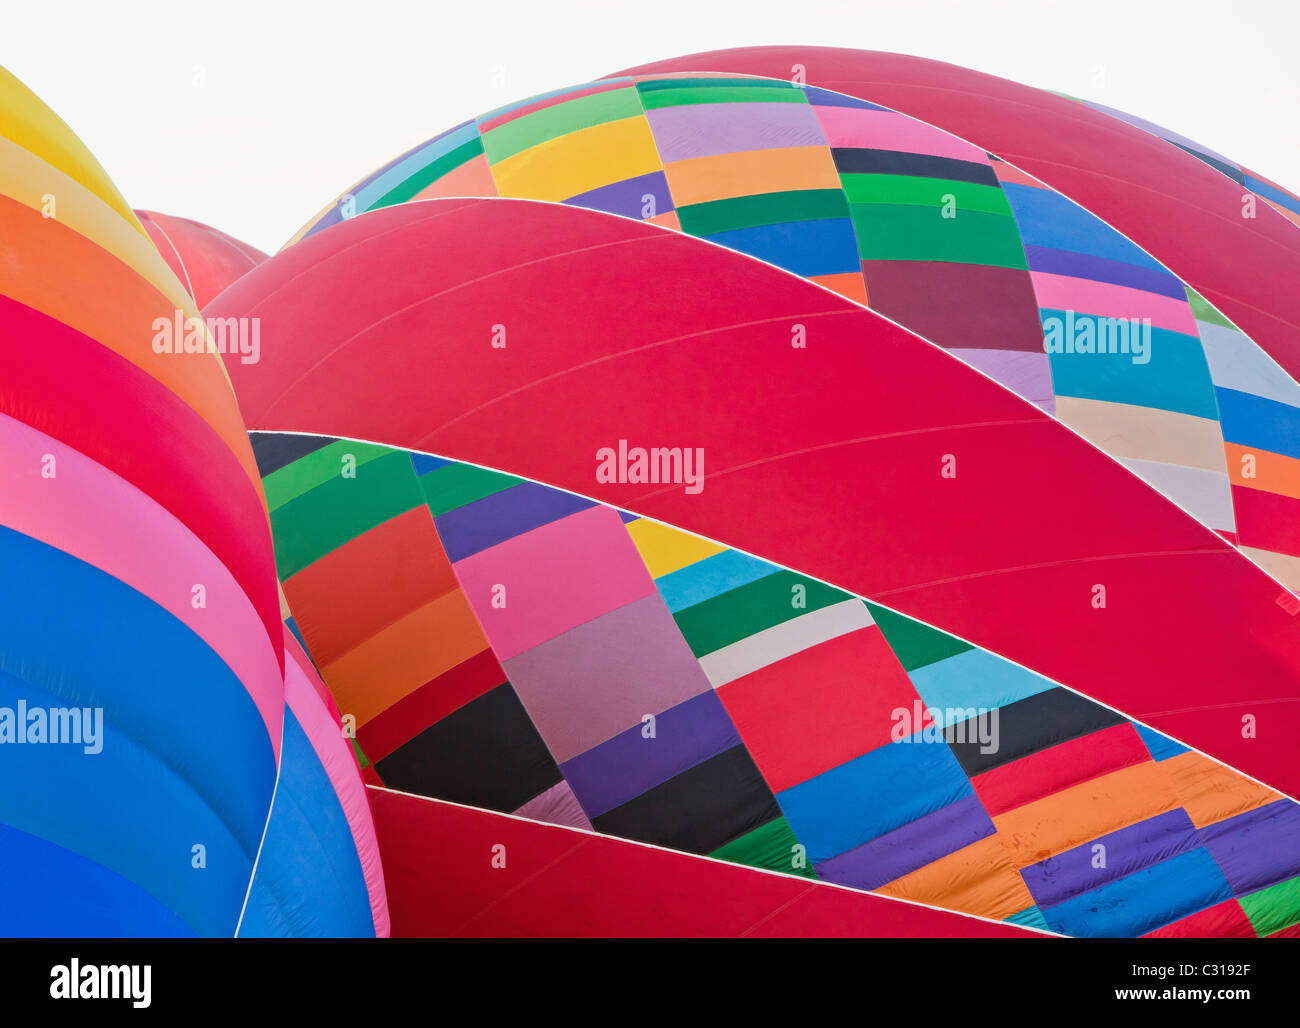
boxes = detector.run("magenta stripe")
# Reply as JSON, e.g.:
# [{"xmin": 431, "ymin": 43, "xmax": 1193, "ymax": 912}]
[
  {"xmin": 453, "ymin": 504, "xmax": 656, "ymax": 660},
  {"xmin": 0, "ymin": 410, "xmax": 284, "ymax": 758},
  {"xmin": 813, "ymin": 105, "xmax": 990, "ymax": 163}
]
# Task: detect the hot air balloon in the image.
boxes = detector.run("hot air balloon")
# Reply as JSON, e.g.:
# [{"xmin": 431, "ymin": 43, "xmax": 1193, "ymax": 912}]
[
  {"xmin": 5, "ymin": 42, "xmax": 1296, "ymax": 940},
  {"xmin": 136, "ymin": 210, "xmax": 268, "ymax": 308},
  {"xmin": 0, "ymin": 66, "xmax": 385, "ymax": 937},
  {"xmin": 238, "ymin": 628, "xmax": 389, "ymax": 937},
  {"xmin": 211, "ymin": 188, "xmax": 1300, "ymax": 938},
  {"xmin": 286, "ymin": 71, "xmax": 1300, "ymax": 594}
]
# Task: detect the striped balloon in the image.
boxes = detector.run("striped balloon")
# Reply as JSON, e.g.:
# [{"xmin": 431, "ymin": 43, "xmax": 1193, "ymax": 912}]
[
  {"xmin": 0, "ymin": 66, "xmax": 386, "ymax": 937},
  {"xmin": 288, "ymin": 72, "xmax": 1300, "ymax": 594},
  {"xmin": 212, "ymin": 195, "xmax": 1300, "ymax": 938}
]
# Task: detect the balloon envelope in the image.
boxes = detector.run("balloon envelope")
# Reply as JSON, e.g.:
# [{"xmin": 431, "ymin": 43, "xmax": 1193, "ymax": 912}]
[{"xmin": 214, "ymin": 195, "xmax": 1300, "ymax": 938}]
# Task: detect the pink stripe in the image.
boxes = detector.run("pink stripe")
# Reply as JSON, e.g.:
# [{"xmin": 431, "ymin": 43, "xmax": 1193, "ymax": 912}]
[
  {"xmin": 1030, "ymin": 271, "xmax": 1199, "ymax": 335},
  {"xmin": 513, "ymin": 779, "xmax": 593, "ymax": 831},
  {"xmin": 284, "ymin": 630, "xmax": 391, "ymax": 938},
  {"xmin": 0, "ymin": 412, "xmax": 283, "ymax": 760},
  {"xmin": 453, "ymin": 504, "xmax": 656, "ymax": 660},
  {"xmin": 812, "ymin": 106, "xmax": 989, "ymax": 164}
]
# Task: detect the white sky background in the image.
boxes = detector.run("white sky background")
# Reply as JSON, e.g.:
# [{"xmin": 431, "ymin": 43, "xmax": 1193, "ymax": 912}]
[{"xmin": 3, "ymin": 0, "xmax": 1296, "ymax": 253}]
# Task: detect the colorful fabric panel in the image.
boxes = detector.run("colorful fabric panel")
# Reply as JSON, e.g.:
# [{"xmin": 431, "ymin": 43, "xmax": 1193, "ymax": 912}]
[{"xmin": 256, "ymin": 434, "xmax": 1300, "ymax": 938}]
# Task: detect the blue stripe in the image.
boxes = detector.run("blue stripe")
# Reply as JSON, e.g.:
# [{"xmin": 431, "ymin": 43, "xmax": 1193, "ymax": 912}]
[
  {"xmin": 1005, "ymin": 905, "xmax": 1051, "ymax": 932},
  {"xmin": 1022, "ymin": 809, "xmax": 1199, "ymax": 908},
  {"xmin": 1043, "ymin": 313, "xmax": 1218, "ymax": 419},
  {"xmin": 803, "ymin": 86, "xmax": 889, "ymax": 110},
  {"xmin": 1022, "ymin": 245, "xmax": 1186, "ymax": 300},
  {"xmin": 1133, "ymin": 722, "xmax": 1188, "ymax": 761},
  {"xmin": 778, "ymin": 738, "xmax": 973, "ymax": 864},
  {"xmin": 1041, "ymin": 847, "xmax": 1232, "ymax": 938},
  {"xmin": 239, "ymin": 709, "xmax": 376, "ymax": 937},
  {"xmin": 908, "ymin": 647, "xmax": 1054, "ymax": 723},
  {"xmin": 409, "ymin": 451, "xmax": 450, "ymax": 476},
  {"xmin": 0, "ymin": 822, "xmax": 194, "ymax": 937},
  {"xmin": 305, "ymin": 120, "xmax": 476, "ymax": 237},
  {"xmin": 1215, "ymin": 387, "xmax": 1300, "ymax": 458},
  {"xmin": 0, "ymin": 526, "xmax": 276, "ymax": 935},
  {"xmin": 285, "ymin": 616, "xmax": 308, "ymax": 655},
  {"xmin": 657, "ymin": 549, "xmax": 779, "ymax": 612},
  {"xmin": 0, "ymin": 667, "xmax": 257, "ymax": 936},
  {"xmin": 353, "ymin": 121, "xmax": 481, "ymax": 211},
  {"xmin": 1244, "ymin": 175, "xmax": 1300, "ymax": 216},
  {"xmin": 703, "ymin": 219, "xmax": 861, "ymax": 277},
  {"xmin": 1003, "ymin": 184, "xmax": 1165, "ymax": 270}
]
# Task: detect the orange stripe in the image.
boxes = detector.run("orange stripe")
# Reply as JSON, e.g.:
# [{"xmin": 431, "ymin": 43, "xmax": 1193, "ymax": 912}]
[
  {"xmin": 647, "ymin": 210, "xmax": 681, "ymax": 230},
  {"xmin": 0, "ymin": 136, "xmax": 192, "ymax": 312},
  {"xmin": 1158, "ymin": 750, "xmax": 1282, "ymax": 828},
  {"xmin": 991, "ymin": 760, "xmax": 1179, "ymax": 867},
  {"xmin": 810, "ymin": 271, "xmax": 868, "ymax": 306},
  {"xmin": 876, "ymin": 833, "xmax": 1035, "ymax": 920},
  {"xmin": 322, "ymin": 588, "xmax": 489, "ymax": 727},
  {"xmin": 411, "ymin": 153, "xmax": 498, "ymax": 201},
  {"xmin": 284, "ymin": 506, "xmax": 459, "ymax": 667},
  {"xmin": 0, "ymin": 194, "xmax": 261, "ymax": 492},
  {"xmin": 663, "ymin": 146, "xmax": 841, "ymax": 206},
  {"xmin": 1224, "ymin": 442, "xmax": 1300, "ymax": 500}
]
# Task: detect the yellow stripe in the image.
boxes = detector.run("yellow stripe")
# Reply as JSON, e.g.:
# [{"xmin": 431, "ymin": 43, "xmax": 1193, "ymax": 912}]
[
  {"xmin": 0, "ymin": 65, "xmax": 144, "ymax": 237},
  {"xmin": 625, "ymin": 518, "xmax": 725, "ymax": 579},
  {"xmin": 492, "ymin": 116, "xmax": 662, "ymax": 203},
  {"xmin": 0, "ymin": 65, "xmax": 271, "ymax": 519},
  {"xmin": 0, "ymin": 135, "xmax": 194, "ymax": 312}
]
